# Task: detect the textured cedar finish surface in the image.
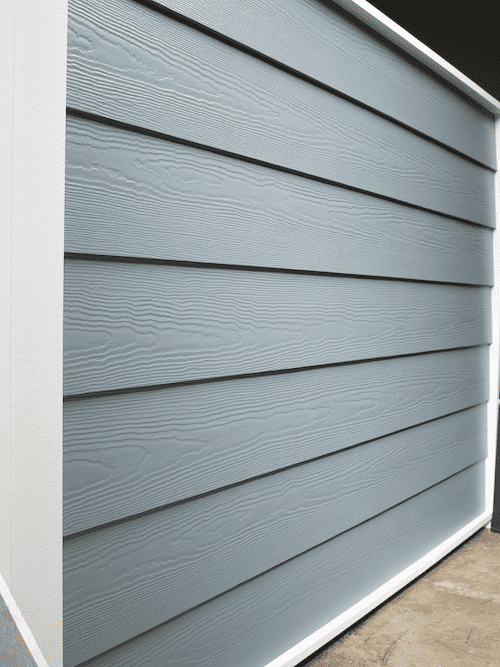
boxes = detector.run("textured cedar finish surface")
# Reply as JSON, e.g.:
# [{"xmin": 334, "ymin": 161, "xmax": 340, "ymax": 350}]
[
  {"xmin": 63, "ymin": 261, "xmax": 491, "ymax": 396},
  {"xmin": 141, "ymin": 0, "xmax": 497, "ymax": 170},
  {"xmin": 64, "ymin": 351, "xmax": 489, "ymax": 535},
  {"xmin": 63, "ymin": 0, "xmax": 496, "ymax": 665},
  {"xmin": 64, "ymin": 408, "xmax": 487, "ymax": 662},
  {"xmin": 65, "ymin": 464, "xmax": 485, "ymax": 667},
  {"xmin": 66, "ymin": 0, "xmax": 496, "ymax": 227},
  {"xmin": 65, "ymin": 116, "xmax": 495, "ymax": 285}
]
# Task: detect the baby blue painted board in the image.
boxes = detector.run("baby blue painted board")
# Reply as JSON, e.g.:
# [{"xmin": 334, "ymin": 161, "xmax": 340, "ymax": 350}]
[
  {"xmin": 63, "ymin": 463, "xmax": 485, "ymax": 667},
  {"xmin": 66, "ymin": 0, "xmax": 496, "ymax": 227},
  {"xmin": 64, "ymin": 116, "xmax": 495, "ymax": 285},
  {"xmin": 63, "ymin": 260, "xmax": 491, "ymax": 395}
]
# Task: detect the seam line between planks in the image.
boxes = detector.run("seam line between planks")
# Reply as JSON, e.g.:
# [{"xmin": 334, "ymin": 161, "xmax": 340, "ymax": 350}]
[
  {"xmin": 118, "ymin": 0, "xmax": 497, "ymax": 172},
  {"xmin": 62, "ymin": 344, "xmax": 490, "ymax": 402},
  {"xmin": 63, "ymin": 253, "xmax": 494, "ymax": 288},
  {"xmin": 62, "ymin": 402, "xmax": 489, "ymax": 541},
  {"xmin": 65, "ymin": 106, "xmax": 496, "ymax": 230},
  {"xmin": 64, "ymin": 459, "xmax": 486, "ymax": 667}
]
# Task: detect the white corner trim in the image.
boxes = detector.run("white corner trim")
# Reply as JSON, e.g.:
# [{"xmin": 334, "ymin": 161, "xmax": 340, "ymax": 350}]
[
  {"xmin": 0, "ymin": 571, "xmax": 51, "ymax": 667},
  {"xmin": 333, "ymin": 0, "xmax": 500, "ymax": 117},
  {"xmin": 2, "ymin": 0, "xmax": 67, "ymax": 665},
  {"xmin": 263, "ymin": 510, "xmax": 492, "ymax": 667},
  {"xmin": 0, "ymin": 0, "xmax": 14, "ymax": 587}
]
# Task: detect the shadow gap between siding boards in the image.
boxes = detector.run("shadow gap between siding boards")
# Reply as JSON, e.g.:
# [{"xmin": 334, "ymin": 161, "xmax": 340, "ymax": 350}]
[
  {"xmin": 64, "ymin": 107, "xmax": 495, "ymax": 230},
  {"xmin": 63, "ymin": 252, "xmax": 493, "ymax": 288},
  {"xmin": 82, "ymin": 0, "xmax": 497, "ymax": 170},
  {"xmin": 62, "ymin": 344, "xmax": 485, "ymax": 401},
  {"xmin": 62, "ymin": 402, "xmax": 488, "ymax": 540}
]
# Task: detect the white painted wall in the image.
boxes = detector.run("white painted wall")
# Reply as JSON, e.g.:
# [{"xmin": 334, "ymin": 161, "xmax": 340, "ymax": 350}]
[{"xmin": 0, "ymin": 0, "xmax": 67, "ymax": 665}]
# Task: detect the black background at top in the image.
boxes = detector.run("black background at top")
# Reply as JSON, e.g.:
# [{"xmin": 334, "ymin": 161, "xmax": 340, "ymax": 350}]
[{"xmin": 365, "ymin": 1, "xmax": 499, "ymax": 101}]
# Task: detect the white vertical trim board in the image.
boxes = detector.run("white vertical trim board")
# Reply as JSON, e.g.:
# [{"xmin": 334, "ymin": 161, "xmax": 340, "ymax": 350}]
[
  {"xmin": 263, "ymin": 511, "xmax": 492, "ymax": 667},
  {"xmin": 1, "ymin": 0, "xmax": 67, "ymax": 666},
  {"xmin": 0, "ymin": 0, "xmax": 15, "ymax": 590}
]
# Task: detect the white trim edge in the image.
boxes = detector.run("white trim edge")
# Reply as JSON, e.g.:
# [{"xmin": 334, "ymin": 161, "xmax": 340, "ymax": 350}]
[
  {"xmin": 2, "ymin": 0, "xmax": 67, "ymax": 664},
  {"xmin": 263, "ymin": 510, "xmax": 492, "ymax": 667},
  {"xmin": 0, "ymin": 0, "xmax": 15, "ymax": 588},
  {"xmin": 333, "ymin": 0, "xmax": 500, "ymax": 117},
  {"xmin": 0, "ymin": 571, "xmax": 51, "ymax": 667}
]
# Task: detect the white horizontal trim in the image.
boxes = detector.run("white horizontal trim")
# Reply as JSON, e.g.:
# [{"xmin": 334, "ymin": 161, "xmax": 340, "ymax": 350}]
[
  {"xmin": 333, "ymin": 0, "xmax": 500, "ymax": 117},
  {"xmin": 0, "ymin": 571, "xmax": 50, "ymax": 667},
  {"xmin": 263, "ymin": 510, "xmax": 492, "ymax": 667}
]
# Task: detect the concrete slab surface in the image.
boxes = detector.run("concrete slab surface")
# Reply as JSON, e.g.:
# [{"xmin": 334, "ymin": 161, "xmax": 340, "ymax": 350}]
[{"xmin": 301, "ymin": 527, "xmax": 500, "ymax": 667}]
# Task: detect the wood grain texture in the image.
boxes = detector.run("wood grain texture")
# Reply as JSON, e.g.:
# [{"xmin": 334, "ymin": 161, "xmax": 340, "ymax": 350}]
[
  {"xmin": 63, "ymin": 347, "xmax": 490, "ymax": 535},
  {"xmin": 145, "ymin": 0, "xmax": 497, "ymax": 170},
  {"xmin": 63, "ymin": 405, "xmax": 487, "ymax": 660},
  {"xmin": 66, "ymin": 0, "xmax": 496, "ymax": 227},
  {"xmin": 63, "ymin": 259, "xmax": 492, "ymax": 396},
  {"xmin": 64, "ymin": 462, "xmax": 485, "ymax": 667},
  {"xmin": 64, "ymin": 116, "xmax": 495, "ymax": 285}
]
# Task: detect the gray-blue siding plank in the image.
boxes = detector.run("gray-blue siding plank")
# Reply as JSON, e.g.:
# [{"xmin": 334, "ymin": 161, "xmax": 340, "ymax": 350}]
[
  {"xmin": 63, "ymin": 260, "xmax": 492, "ymax": 396},
  {"xmin": 64, "ymin": 116, "xmax": 495, "ymax": 286},
  {"xmin": 64, "ymin": 462, "xmax": 485, "ymax": 667},
  {"xmin": 63, "ymin": 406, "xmax": 487, "ymax": 661},
  {"xmin": 145, "ymin": 0, "xmax": 496, "ymax": 170},
  {"xmin": 63, "ymin": 348, "xmax": 490, "ymax": 535},
  {"xmin": 66, "ymin": 0, "xmax": 496, "ymax": 228}
]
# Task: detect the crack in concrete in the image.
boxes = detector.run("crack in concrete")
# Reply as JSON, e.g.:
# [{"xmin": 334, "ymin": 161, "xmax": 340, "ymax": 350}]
[{"xmin": 381, "ymin": 629, "xmax": 409, "ymax": 664}]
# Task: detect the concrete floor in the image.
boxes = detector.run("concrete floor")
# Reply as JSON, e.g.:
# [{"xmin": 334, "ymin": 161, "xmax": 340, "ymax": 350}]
[{"xmin": 301, "ymin": 526, "xmax": 500, "ymax": 667}]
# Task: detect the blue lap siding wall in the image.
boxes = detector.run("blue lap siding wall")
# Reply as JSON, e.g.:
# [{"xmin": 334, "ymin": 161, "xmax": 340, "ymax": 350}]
[{"xmin": 62, "ymin": 0, "xmax": 496, "ymax": 664}]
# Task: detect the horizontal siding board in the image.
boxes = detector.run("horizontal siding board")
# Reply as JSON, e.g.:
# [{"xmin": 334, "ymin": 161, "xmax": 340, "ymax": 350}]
[
  {"xmin": 64, "ymin": 462, "xmax": 485, "ymax": 667},
  {"xmin": 64, "ymin": 116, "xmax": 495, "ymax": 285},
  {"xmin": 63, "ymin": 406, "xmax": 487, "ymax": 660},
  {"xmin": 63, "ymin": 347, "xmax": 490, "ymax": 535},
  {"xmin": 66, "ymin": 0, "xmax": 496, "ymax": 227},
  {"xmin": 147, "ymin": 0, "xmax": 497, "ymax": 170},
  {"xmin": 63, "ymin": 260, "xmax": 492, "ymax": 395}
]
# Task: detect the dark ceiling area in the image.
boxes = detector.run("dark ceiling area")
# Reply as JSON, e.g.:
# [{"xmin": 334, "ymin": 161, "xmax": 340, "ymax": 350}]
[{"xmin": 366, "ymin": 1, "xmax": 500, "ymax": 102}]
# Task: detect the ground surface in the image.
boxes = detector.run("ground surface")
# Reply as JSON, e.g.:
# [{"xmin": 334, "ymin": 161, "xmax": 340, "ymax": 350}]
[{"xmin": 302, "ymin": 526, "xmax": 500, "ymax": 667}]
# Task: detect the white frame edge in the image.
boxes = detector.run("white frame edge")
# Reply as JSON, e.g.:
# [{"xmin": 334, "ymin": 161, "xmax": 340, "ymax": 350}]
[
  {"xmin": 332, "ymin": 0, "xmax": 500, "ymax": 115},
  {"xmin": 263, "ymin": 511, "xmax": 492, "ymax": 667},
  {"xmin": 0, "ymin": 0, "xmax": 67, "ymax": 666},
  {"xmin": 0, "ymin": 0, "xmax": 15, "ymax": 588}
]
